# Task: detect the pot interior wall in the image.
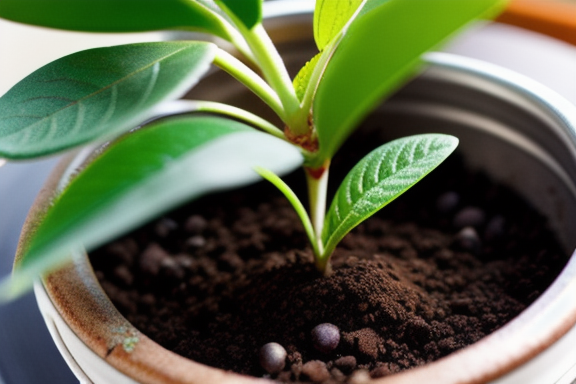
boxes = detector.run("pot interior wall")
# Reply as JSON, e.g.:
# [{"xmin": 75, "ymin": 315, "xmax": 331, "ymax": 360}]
[{"xmin": 372, "ymin": 68, "xmax": 576, "ymax": 255}]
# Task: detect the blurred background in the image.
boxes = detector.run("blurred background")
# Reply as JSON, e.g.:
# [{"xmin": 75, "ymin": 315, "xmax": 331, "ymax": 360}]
[{"xmin": 0, "ymin": 0, "xmax": 575, "ymax": 383}]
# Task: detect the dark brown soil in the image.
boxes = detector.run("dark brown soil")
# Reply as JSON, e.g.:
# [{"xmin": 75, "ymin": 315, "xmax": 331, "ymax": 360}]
[{"xmin": 90, "ymin": 128, "xmax": 567, "ymax": 383}]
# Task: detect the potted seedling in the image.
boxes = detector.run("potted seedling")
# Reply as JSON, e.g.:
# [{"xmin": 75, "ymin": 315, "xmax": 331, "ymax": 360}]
[
  {"xmin": 0, "ymin": 0, "xmax": 505, "ymax": 295},
  {"xmin": 2, "ymin": 0, "xmax": 576, "ymax": 383}
]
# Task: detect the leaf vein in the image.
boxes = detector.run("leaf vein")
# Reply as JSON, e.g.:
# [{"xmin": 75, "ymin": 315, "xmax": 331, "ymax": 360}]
[
  {"xmin": 35, "ymin": 77, "xmax": 102, "ymax": 90},
  {"xmin": 46, "ymin": 114, "xmax": 59, "ymax": 141},
  {"xmin": 344, "ymin": 171, "xmax": 354, "ymax": 206},
  {"xmin": 390, "ymin": 140, "xmax": 408, "ymax": 174},
  {"xmin": 356, "ymin": 158, "xmax": 370, "ymax": 195},
  {"xmin": 374, "ymin": 154, "xmax": 385, "ymax": 184},
  {"xmin": 134, "ymin": 62, "xmax": 161, "ymax": 110},
  {"xmin": 70, "ymin": 101, "xmax": 86, "ymax": 136},
  {"xmin": 13, "ymin": 45, "xmax": 196, "ymax": 135},
  {"xmin": 100, "ymin": 84, "xmax": 118, "ymax": 127},
  {"xmin": 19, "ymin": 95, "xmax": 76, "ymax": 105}
]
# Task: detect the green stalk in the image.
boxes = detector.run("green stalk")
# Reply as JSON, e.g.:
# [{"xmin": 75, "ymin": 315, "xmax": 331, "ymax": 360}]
[
  {"xmin": 295, "ymin": 36, "xmax": 342, "ymax": 141},
  {"xmin": 188, "ymin": 0, "xmax": 256, "ymax": 64},
  {"xmin": 217, "ymin": 7, "xmax": 304, "ymax": 134},
  {"xmin": 192, "ymin": 101, "xmax": 286, "ymax": 140},
  {"xmin": 240, "ymin": 24, "xmax": 301, "ymax": 126},
  {"xmin": 305, "ymin": 162, "xmax": 330, "ymax": 273},
  {"xmin": 213, "ymin": 49, "xmax": 286, "ymax": 122},
  {"xmin": 255, "ymin": 167, "xmax": 320, "ymax": 258},
  {"xmin": 217, "ymin": 21, "xmax": 256, "ymax": 65}
]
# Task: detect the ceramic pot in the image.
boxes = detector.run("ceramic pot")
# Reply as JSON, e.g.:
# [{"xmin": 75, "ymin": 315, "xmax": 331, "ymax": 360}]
[{"xmin": 27, "ymin": 2, "xmax": 576, "ymax": 384}]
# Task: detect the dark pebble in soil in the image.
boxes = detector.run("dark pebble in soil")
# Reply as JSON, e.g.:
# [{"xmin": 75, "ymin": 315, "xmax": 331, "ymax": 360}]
[
  {"xmin": 159, "ymin": 258, "xmax": 185, "ymax": 280},
  {"xmin": 453, "ymin": 206, "xmax": 486, "ymax": 229},
  {"xmin": 155, "ymin": 217, "xmax": 178, "ymax": 237},
  {"xmin": 436, "ymin": 191, "xmax": 460, "ymax": 213},
  {"xmin": 187, "ymin": 235, "xmax": 207, "ymax": 249},
  {"xmin": 454, "ymin": 227, "xmax": 481, "ymax": 253},
  {"xmin": 185, "ymin": 214, "xmax": 207, "ymax": 234},
  {"xmin": 259, "ymin": 342, "xmax": 287, "ymax": 374},
  {"xmin": 485, "ymin": 215, "xmax": 506, "ymax": 241},
  {"xmin": 139, "ymin": 243, "xmax": 169, "ymax": 275},
  {"xmin": 106, "ymin": 239, "xmax": 138, "ymax": 265},
  {"xmin": 112, "ymin": 265, "xmax": 134, "ymax": 286},
  {"xmin": 311, "ymin": 323, "xmax": 340, "ymax": 354}
]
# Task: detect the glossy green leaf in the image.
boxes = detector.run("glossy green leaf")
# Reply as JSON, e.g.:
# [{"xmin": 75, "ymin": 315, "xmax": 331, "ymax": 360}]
[
  {"xmin": 217, "ymin": 0, "xmax": 262, "ymax": 29},
  {"xmin": 0, "ymin": 0, "xmax": 232, "ymax": 39},
  {"xmin": 321, "ymin": 134, "xmax": 458, "ymax": 260},
  {"xmin": 314, "ymin": 0, "xmax": 364, "ymax": 50},
  {"xmin": 2, "ymin": 115, "xmax": 302, "ymax": 301},
  {"xmin": 293, "ymin": 53, "xmax": 322, "ymax": 102},
  {"xmin": 313, "ymin": 0, "xmax": 507, "ymax": 164},
  {"xmin": 0, "ymin": 41, "xmax": 216, "ymax": 159}
]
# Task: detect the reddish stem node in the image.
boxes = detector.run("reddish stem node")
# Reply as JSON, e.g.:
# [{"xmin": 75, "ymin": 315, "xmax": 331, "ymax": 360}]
[{"xmin": 306, "ymin": 165, "xmax": 327, "ymax": 180}]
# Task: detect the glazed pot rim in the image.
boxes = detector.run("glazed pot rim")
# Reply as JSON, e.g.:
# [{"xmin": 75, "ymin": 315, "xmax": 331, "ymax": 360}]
[{"xmin": 29, "ymin": 2, "xmax": 576, "ymax": 383}]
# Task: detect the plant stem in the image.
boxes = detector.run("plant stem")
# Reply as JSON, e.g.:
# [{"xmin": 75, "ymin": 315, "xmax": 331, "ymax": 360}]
[
  {"xmin": 306, "ymin": 162, "xmax": 330, "ymax": 266},
  {"xmin": 296, "ymin": 38, "xmax": 340, "ymax": 135},
  {"xmin": 314, "ymin": 254, "xmax": 333, "ymax": 277},
  {"xmin": 237, "ymin": 24, "xmax": 306, "ymax": 134},
  {"xmin": 193, "ymin": 101, "xmax": 286, "ymax": 140},
  {"xmin": 255, "ymin": 167, "xmax": 320, "ymax": 258},
  {"xmin": 150, "ymin": 99, "xmax": 286, "ymax": 139},
  {"xmin": 214, "ymin": 2, "xmax": 305, "ymax": 135},
  {"xmin": 213, "ymin": 49, "xmax": 286, "ymax": 121},
  {"xmin": 186, "ymin": 0, "xmax": 256, "ymax": 64},
  {"xmin": 218, "ymin": 22, "xmax": 256, "ymax": 65}
]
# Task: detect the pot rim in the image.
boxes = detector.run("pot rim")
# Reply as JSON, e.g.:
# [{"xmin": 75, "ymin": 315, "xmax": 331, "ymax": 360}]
[
  {"xmin": 29, "ymin": 2, "xmax": 576, "ymax": 383},
  {"xmin": 424, "ymin": 51, "xmax": 576, "ymax": 151}
]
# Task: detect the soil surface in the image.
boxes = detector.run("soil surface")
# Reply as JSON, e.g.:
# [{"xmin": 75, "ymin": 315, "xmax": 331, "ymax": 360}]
[{"xmin": 90, "ymin": 129, "xmax": 567, "ymax": 383}]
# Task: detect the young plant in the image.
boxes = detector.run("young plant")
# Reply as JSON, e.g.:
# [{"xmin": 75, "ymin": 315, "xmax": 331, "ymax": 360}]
[{"xmin": 0, "ymin": 0, "xmax": 506, "ymax": 299}]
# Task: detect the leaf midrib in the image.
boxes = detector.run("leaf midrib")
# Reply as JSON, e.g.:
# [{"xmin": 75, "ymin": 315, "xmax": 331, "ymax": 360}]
[
  {"xmin": 324, "ymin": 143, "xmax": 430, "ymax": 247},
  {"xmin": 8, "ymin": 44, "xmax": 200, "ymax": 136}
]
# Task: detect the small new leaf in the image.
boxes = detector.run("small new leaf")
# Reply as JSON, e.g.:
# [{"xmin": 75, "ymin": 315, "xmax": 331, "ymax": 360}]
[
  {"xmin": 293, "ymin": 53, "xmax": 322, "ymax": 102},
  {"xmin": 320, "ymin": 134, "xmax": 458, "ymax": 261},
  {"xmin": 314, "ymin": 0, "xmax": 364, "ymax": 50},
  {"xmin": 0, "ymin": 42, "xmax": 216, "ymax": 159}
]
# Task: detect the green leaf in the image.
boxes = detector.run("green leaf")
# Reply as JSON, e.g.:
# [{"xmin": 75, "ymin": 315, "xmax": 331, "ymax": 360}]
[
  {"xmin": 0, "ymin": 0, "xmax": 233, "ymax": 40},
  {"xmin": 293, "ymin": 53, "xmax": 322, "ymax": 102},
  {"xmin": 2, "ymin": 115, "xmax": 302, "ymax": 301},
  {"xmin": 314, "ymin": 0, "xmax": 364, "ymax": 50},
  {"xmin": 0, "ymin": 41, "xmax": 217, "ymax": 159},
  {"xmin": 313, "ymin": 0, "xmax": 507, "ymax": 164},
  {"xmin": 321, "ymin": 134, "xmax": 458, "ymax": 260},
  {"xmin": 217, "ymin": 0, "xmax": 262, "ymax": 29}
]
